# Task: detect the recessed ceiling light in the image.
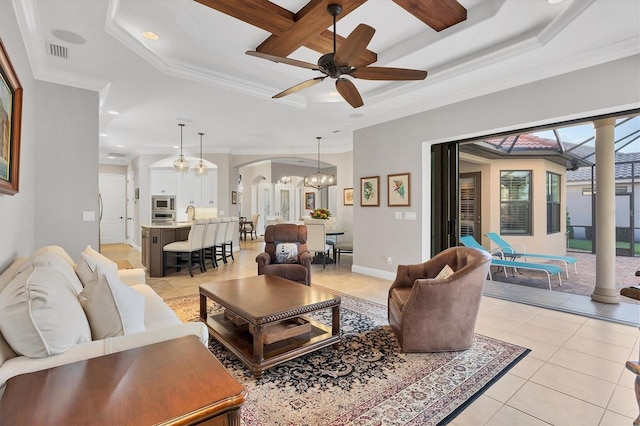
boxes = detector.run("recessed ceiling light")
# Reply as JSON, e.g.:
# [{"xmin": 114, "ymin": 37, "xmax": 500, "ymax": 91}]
[
  {"xmin": 329, "ymin": 91, "xmax": 339, "ymax": 96},
  {"xmin": 99, "ymin": 133, "xmax": 107, "ymax": 137},
  {"xmin": 142, "ymin": 31, "xmax": 159, "ymax": 40},
  {"xmin": 107, "ymin": 110, "xmax": 119, "ymax": 115},
  {"xmin": 547, "ymin": 0, "xmax": 563, "ymax": 3},
  {"xmin": 116, "ymin": 144, "xmax": 124, "ymax": 148},
  {"xmin": 172, "ymin": 145, "xmax": 179, "ymax": 149}
]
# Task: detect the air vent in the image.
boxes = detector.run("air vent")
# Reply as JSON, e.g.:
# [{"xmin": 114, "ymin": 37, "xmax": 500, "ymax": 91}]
[
  {"xmin": 49, "ymin": 43, "xmax": 68, "ymax": 59},
  {"xmin": 107, "ymin": 153, "xmax": 125, "ymax": 158}
]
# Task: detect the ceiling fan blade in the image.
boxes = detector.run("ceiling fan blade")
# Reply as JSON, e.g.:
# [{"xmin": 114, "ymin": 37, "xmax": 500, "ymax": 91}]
[
  {"xmin": 351, "ymin": 66, "xmax": 427, "ymax": 81},
  {"xmin": 273, "ymin": 77, "xmax": 327, "ymax": 98},
  {"xmin": 334, "ymin": 24, "xmax": 375, "ymax": 66},
  {"xmin": 245, "ymin": 50, "xmax": 319, "ymax": 70},
  {"xmin": 335, "ymin": 78, "xmax": 364, "ymax": 108}
]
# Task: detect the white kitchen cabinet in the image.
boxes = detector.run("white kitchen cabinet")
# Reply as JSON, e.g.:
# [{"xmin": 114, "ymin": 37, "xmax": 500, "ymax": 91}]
[
  {"xmin": 177, "ymin": 171, "xmax": 217, "ymax": 208},
  {"xmin": 150, "ymin": 169, "xmax": 177, "ymax": 195}
]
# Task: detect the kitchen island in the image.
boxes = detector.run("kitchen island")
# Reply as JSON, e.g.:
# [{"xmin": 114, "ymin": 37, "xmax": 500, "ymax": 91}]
[{"xmin": 141, "ymin": 222, "xmax": 192, "ymax": 277}]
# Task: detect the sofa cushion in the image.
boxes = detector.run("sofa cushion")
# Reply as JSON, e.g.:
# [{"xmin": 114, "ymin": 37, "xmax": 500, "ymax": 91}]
[
  {"xmin": 0, "ymin": 257, "xmax": 29, "ymax": 295},
  {"xmin": 79, "ymin": 265, "xmax": 145, "ymax": 340},
  {"xmin": 32, "ymin": 245, "xmax": 76, "ymax": 269},
  {"xmin": 0, "ymin": 256, "xmax": 92, "ymax": 358}
]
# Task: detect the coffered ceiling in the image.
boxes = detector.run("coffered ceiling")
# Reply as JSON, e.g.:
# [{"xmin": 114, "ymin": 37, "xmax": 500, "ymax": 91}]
[{"xmin": 10, "ymin": 0, "xmax": 640, "ymax": 164}]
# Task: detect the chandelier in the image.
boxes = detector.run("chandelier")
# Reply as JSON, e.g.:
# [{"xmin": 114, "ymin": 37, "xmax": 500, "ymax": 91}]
[
  {"xmin": 194, "ymin": 132, "xmax": 208, "ymax": 176},
  {"xmin": 173, "ymin": 123, "xmax": 190, "ymax": 172},
  {"xmin": 304, "ymin": 136, "xmax": 335, "ymax": 189}
]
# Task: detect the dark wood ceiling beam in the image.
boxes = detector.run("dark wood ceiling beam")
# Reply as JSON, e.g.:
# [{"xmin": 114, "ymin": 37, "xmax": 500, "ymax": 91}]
[
  {"xmin": 194, "ymin": 0, "xmax": 294, "ymax": 34},
  {"xmin": 256, "ymin": 0, "xmax": 367, "ymax": 58},
  {"xmin": 196, "ymin": 0, "xmax": 376, "ymax": 65},
  {"xmin": 392, "ymin": 0, "xmax": 466, "ymax": 32}
]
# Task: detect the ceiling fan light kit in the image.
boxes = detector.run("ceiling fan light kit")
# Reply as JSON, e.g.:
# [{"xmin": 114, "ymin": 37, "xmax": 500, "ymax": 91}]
[
  {"xmin": 245, "ymin": 3, "xmax": 427, "ymax": 108},
  {"xmin": 304, "ymin": 136, "xmax": 336, "ymax": 189}
]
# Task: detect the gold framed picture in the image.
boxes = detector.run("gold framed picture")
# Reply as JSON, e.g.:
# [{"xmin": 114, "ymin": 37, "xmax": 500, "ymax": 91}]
[
  {"xmin": 387, "ymin": 173, "xmax": 410, "ymax": 207},
  {"xmin": 0, "ymin": 39, "xmax": 23, "ymax": 195},
  {"xmin": 343, "ymin": 188, "xmax": 353, "ymax": 206}
]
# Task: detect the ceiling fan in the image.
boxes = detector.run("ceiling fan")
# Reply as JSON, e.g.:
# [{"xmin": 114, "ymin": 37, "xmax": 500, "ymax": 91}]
[{"xmin": 245, "ymin": 3, "xmax": 428, "ymax": 108}]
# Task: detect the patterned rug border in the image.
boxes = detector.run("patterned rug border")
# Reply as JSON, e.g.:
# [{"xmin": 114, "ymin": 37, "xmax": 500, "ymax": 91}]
[{"xmin": 165, "ymin": 286, "xmax": 531, "ymax": 425}]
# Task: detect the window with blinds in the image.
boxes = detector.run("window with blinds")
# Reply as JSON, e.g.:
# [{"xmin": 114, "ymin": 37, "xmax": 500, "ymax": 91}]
[
  {"xmin": 500, "ymin": 171, "xmax": 531, "ymax": 235},
  {"xmin": 547, "ymin": 172, "xmax": 561, "ymax": 234}
]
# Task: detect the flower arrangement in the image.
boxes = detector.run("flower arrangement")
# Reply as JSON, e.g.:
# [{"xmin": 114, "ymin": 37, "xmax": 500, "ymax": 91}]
[{"xmin": 311, "ymin": 208, "xmax": 331, "ymax": 220}]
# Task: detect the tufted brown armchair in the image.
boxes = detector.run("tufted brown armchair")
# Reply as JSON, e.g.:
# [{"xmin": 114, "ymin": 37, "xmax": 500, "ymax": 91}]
[
  {"xmin": 388, "ymin": 246, "xmax": 492, "ymax": 353},
  {"xmin": 256, "ymin": 224, "xmax": 313, "ymax": 286}
]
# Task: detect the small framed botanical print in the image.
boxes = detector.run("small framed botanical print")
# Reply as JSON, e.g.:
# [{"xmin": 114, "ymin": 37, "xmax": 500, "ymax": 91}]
[
  {"xmin": 387, "ymin": 173, "xmax": 410, "ymax": 207},
  {"xmin": 360, "ymin": 176, "xmax": 379, "ymax": 207}
]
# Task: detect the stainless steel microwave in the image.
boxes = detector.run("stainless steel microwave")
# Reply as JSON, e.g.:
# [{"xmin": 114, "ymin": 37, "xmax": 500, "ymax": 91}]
[{"xmin": 152, "ymin": 196, "xmax": 175, "ymax": 211}]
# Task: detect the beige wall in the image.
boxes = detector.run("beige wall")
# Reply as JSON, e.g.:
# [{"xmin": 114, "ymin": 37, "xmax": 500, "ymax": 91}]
[
  {"xmin": 353, "ymin": 55, "xmax": 640, "ymax": 279},
  {"xmin": 478, "ymin": 158, "xmax": 568, "ymax": 255},
  {"xmin": 0, "ymin": 2, "xmax": 100, "ymax": 266}
]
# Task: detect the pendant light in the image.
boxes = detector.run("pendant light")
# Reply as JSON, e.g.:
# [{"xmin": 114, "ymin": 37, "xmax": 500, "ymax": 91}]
[
  {"xmin": 194, "ymin": 132, "xmax": 208, "ymax": 176},
  {"xmin": 304, "ymin": 136, "xmax": 335, "ymax": 189},
  {"xmin": 173, "ymin": 123, "xmax": 190, "ymax": 172}
]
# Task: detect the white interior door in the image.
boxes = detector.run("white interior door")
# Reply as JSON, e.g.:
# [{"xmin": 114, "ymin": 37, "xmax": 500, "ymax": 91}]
[
  {"xmin": 274, "ymin": 184, "xmax": 294, "ymax": 221},
  {"xmin": 99, "ymin": 173, "xmax": 126, "ymax": 245},
  {"xmin": 257, "ymin": 182, "xmax": 273, "ymax": 235},
  {"xmin": 126, "ymin": 170, "xmax": 135, "ymax": 246}
]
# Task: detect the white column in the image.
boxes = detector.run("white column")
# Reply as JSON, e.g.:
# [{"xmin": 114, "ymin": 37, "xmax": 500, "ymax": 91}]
[{"xmin": 591, "ymin": 118, "xmax": 620, "ymax": 304}]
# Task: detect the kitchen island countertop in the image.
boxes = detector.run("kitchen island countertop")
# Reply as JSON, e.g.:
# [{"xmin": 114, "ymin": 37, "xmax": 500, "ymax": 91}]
[{"xmin": 141, "ymin": 222, "xmax": 193, "ymax": 229}]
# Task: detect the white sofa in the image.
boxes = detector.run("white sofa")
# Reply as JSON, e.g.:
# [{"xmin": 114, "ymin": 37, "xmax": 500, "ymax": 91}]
[{"xmin": 0, "ymin": 245, "xmax": 208, "ymax": 391}]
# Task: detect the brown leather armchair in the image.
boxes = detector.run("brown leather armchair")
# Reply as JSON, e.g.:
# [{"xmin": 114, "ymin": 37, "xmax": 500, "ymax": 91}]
[
  {"xmin": 388, "ymin": 246, "xmax": 492, "ymax": 352},
  {"xmin": 256, "ymin": 224, "xmax": 313, "ymax": 286}
]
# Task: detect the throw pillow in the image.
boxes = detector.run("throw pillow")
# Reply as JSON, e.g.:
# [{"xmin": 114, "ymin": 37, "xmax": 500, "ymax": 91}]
[
  {"xmin": 275, "ymin": 243, "xmax": 299, "ymax": 264},
  {"xmin": 0, "ymin": 258, "xmax": 92, "ymax": 357},
  {"xmin": 76, "ymin": 252, "xmax": 118, "ymax": 288},
  {"xmin": 79, "ymin": 264, "xmax": 145, "ymax": 340},
  {"xmin": 435, "ymin": 264, "xmax": 455, "ymax": 279},
  {"xmin": 82, "ymin": 245, "xmax": 117, "ymax": 268}
]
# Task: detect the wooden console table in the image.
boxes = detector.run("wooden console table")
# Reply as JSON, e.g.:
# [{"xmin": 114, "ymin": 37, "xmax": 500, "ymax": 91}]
[{"xmin": 0, "ymin": 335, "xmax": 247, "ymax": 425}]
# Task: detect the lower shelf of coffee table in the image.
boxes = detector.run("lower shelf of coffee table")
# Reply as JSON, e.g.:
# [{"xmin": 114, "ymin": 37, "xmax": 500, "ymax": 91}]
[{"xmin": 203, "ymin": 312, "xmax": 340, "ymax": 377}]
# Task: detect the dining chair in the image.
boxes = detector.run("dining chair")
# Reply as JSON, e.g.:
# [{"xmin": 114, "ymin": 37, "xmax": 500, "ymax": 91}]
[{"xmin": 303, "ymin": 218, "xmax": 331, "ymax": 268}]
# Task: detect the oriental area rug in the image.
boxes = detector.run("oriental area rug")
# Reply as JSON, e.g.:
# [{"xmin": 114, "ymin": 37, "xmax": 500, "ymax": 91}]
[{"xmin": 166, "ymin": 287, "xmax": 529, "ymax": 426}]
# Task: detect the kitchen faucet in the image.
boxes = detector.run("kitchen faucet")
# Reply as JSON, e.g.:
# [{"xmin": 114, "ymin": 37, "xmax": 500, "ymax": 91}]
[{"xmin": 186, "ymin": 205, "xmax": 196, "ymax": 221}]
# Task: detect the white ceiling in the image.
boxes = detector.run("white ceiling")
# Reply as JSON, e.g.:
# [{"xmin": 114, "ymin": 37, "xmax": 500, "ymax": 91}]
[{"xmin": 11, "ymin": 0, "xmax": 640, "ymax": 165}]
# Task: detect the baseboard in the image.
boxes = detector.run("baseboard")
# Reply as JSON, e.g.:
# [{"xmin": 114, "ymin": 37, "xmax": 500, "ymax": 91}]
[{"xmin": 351, "ymin": 264, "xmax": 396, "ymax": 281}]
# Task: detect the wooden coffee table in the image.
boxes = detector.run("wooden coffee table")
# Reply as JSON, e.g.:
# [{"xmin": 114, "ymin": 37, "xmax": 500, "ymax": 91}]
[
  {"xmin": 0, "ymin": 335, "xmax": 247, "ymax": 425},
  {"xmin": 200, "ymin": 275, "xmax": 341, "ymax": 378}
]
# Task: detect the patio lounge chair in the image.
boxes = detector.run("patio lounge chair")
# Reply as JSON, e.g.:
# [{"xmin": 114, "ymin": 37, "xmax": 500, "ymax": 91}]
[
  {"xmin": 459, "ymin": 235, "xmax": 563, "ymax": 290},
  {"xmin": 485, "ymin": 232, "xmax": 577, "ymax": 278}
]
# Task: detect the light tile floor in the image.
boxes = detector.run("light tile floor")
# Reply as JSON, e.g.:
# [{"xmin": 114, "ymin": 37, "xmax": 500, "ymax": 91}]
[{"xmin": 101, "ymin": 241, "xmax": 640, "ymax": 426}]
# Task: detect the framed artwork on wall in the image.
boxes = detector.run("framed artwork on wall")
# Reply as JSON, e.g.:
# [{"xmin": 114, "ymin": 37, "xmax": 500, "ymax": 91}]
[
  {"xmin": 387, "ymin": 173, "xmax": 411, "ymax": 206},
  {"xmin": 360, "ymin": 176, "xmax": 379, "ymax": 207},
  {"xmin": 305, "ymin": 192, "xmax": 315, "ymax": 210},
  {"xmin": 343, "ymin": 188, "xmax": 353, "ymax": 206},
  {"xmin": 0, "ymin": 39, "xmax": 23, "ymax": 196},
  {"xmin": 231, "ymin": 191, "xmax": 237, "ymax": 204}
]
